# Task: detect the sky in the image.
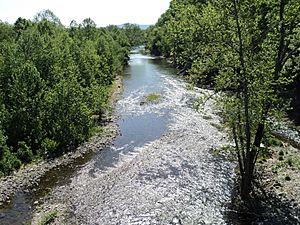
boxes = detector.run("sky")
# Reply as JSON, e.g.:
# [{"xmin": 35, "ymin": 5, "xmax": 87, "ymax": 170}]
[{"xmin": 0, "ymin": 0, "xmax": 171, "ymax": 27}]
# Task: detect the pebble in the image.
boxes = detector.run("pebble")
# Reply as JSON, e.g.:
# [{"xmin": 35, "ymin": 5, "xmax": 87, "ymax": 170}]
[
  {"xmin": 172, "ymin": 216, "xmax": 182, "ymax": 225},
  {"xmin": 0, "ymin": 123, "xmax": 118, "ymax": 212}
]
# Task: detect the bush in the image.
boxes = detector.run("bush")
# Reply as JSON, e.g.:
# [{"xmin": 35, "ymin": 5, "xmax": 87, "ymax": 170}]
[
  {"xmin": 265, "ymin": 135, "xmax": 283, "ymax": 147},
  {"xmin": 0, "ymin": 149, "xmax": 21, "ymax": 175},
  {"xmin": 40, "ymin": 138, "xmax": 58, "ymax": 156},
  {"xmin": 17, "ymin": 141, "xmax": 34, "ymax": 163},
  {"xmin": 145, "ymin": 93, "xmax": 161, "ymax": 102},
  {"xmin": 38, "ymin": 210, "xmax": 58, "ymax": 225}
]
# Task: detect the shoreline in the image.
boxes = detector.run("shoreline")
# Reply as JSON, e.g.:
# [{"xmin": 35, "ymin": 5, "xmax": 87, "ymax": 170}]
[
  {"xmin": 227, "ymin": 141, "xmax": 300, "ymax": 224},
  {"xmin": 0, "ymin": 76, "xmax": 123, "ymax": 206}
]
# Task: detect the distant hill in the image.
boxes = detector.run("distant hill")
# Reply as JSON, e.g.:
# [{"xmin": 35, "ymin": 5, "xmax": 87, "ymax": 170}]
[
  {"xmin": 117, "ymin": 24, "xmax": 150, "ymax": 30},
  {"xmin": 138, "ymin": 25, "xmax": 150, "ymax": 30}
]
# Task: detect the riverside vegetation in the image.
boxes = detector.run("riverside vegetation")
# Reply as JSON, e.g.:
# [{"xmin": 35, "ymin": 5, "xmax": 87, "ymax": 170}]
[
  {"xmin": 1, "ymin": 1, "xmax": 300, "ymax": 222},
  {"xmin": 145, "ymin": 0, "xmax": 300, "ymax": 205},
  {"xmin": 0, "ymin": 10, "xmax": 146, "ymax": 177}
]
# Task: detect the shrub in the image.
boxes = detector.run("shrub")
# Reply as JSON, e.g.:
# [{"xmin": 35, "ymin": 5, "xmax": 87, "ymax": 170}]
[
  {"xmin": 40, "ymin": 138, "xmax": 58, "ymax": 157},
  {"xmin": 17, "ymin": 141, "xmax": 34, "ymax": 163},
  {"xmin": 0, "ymin": 149, "xmax": 21, "ymax": 175}
]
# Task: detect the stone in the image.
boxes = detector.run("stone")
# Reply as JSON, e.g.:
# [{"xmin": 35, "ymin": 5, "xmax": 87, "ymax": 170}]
[{"xmin": 172, "ymin": 216, "xmax": 182, "ymax": 225}]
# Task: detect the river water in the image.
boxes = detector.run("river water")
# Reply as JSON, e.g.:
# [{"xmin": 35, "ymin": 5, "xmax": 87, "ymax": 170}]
[{"xmin": 0, "ymin": 49, "xmax": 237, "ymax": 224}]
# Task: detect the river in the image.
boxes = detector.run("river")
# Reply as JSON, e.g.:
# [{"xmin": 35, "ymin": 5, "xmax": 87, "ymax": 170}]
[{"xmin": 1, "ymin": 48, "xmax": 236, "ymax": 224}]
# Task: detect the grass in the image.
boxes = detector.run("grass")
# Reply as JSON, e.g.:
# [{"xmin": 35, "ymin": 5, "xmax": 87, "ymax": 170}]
[
  {"xmin": 270, "ymin": 147, "xmax": 300, "ymax": 174},
  {"xmin": 145, "ymin": 93, "xmax": 161, "ymax": 102},
  {"xmin": 90, "ymin": 126, "xmax": 105, "ymax": 136},
  {"xmin": 285, "ymin": 156, "xmax": 300, "ymax": 170},
  {"xmin": 38, "ymin": 210, "xmax": 58, "ymax": 225},
  {"xmin": 267, "ymin": 135, "xmax": 283, "ymax": 147}
]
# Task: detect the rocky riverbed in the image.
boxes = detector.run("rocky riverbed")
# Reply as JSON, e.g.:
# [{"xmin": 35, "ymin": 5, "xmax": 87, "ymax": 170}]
[
  {"xmin": 0, "ymin": 77, "xmax": 123, "ymax": 224},
  {"xmin": 0, "ymin": 122, "xmax": 118, "ymax": 205},
  {"xmin": 2, "ymin": 51, "xmax": 300, "ymax": 225},
  {"xmin": 0, "ymin": 122, "xmax": 120, "ymax": 225},
  {"xmin": 30, "ymin": 68, "xmax": 237, "ymax": 224}
]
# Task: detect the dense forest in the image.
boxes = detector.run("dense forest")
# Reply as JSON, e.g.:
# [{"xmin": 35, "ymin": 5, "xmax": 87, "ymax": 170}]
[
  {"xmin": 146, "ymin": 0, "xmax": 300, "ymax": 201},
  {"xmin": 0, "ymin": 10, "xmax": 146, "ymax": 176}
]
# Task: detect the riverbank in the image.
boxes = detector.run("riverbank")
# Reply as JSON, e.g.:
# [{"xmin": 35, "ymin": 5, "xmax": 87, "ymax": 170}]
[
  {"xmin": 227, "ymin": 137, "xmax": 300, "ymax": 224},
  {"xmin": 253, "ymin": 143, "xmax": 300, "ymax": 224},
  {"xmin": 30, "ymin": 56, "xmax": 237, "ymax": 224},
  {"xmin": 0, "ymin": 76, "xmax": 123, "ymax": 206}
]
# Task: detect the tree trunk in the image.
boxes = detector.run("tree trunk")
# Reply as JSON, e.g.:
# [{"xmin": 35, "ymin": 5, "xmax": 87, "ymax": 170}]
[
  {"xmin": 241, "ymin": 149, "xmax": 256, "ymax": 201},
  {"xmin": 233, "ymin": 0, "xmax": 254, "ymax": 201},
  {"xmin": 241, "ymin": 171, "xmax": 252, "ymax": 201}
]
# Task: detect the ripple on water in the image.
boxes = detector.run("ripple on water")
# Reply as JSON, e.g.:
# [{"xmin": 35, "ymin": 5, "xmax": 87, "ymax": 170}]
[
  {"xmin": 32, "ymin": 51, "xmax": 236, "ymax": 225},
  {"xmin": 64, "ymin": 81, "xmax": 235, "ymax": 224}
]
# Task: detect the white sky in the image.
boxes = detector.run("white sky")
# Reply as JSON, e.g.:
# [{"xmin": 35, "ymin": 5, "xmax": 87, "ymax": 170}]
[{"xmin": 0, "ymin": 0, "xmax": 171, "ymax": 27}]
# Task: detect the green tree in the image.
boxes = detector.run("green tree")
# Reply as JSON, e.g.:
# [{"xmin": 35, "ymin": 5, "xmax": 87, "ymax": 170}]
[
  {"xmin": 5, "ymin": 62, "xmax": 45, "ymax": 152},
  {"xmin": 33, "ymin": 9, "xmax": 62, "ymax": 26},
  {"xmin": 210, "ymin": 0, "xmax": 300, "ymax": 201},
  {"xmin": 0, "ymin": 10, "xmax": 130, "ymax": 174},
  {"xmin": 0, "ymin": 97, "xmax": 21, "ymax": 175},
  {"xmin": 43, "ymin": 77, "xmax": 91, "ymax": 153},
  {"xmin": 0, "ymin": 21, "xmax": 15, "ymax": 42},
  {"xmin": 122, "ymin": 23, "xmax": 145, "ymax": 47},
  {"xmin": 147, "ymin": 0, "xmax": 300, "ymax": 202},
  {"xmin": 14, "ymin": 17, "xmax": 32, "ymax": 39}
]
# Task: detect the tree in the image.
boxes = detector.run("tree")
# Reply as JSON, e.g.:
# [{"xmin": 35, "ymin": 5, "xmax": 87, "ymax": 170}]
[
  {"xmin": 122, "ymin": 23, "xmax": 144, "ymax": 47},
  {"xmin": 81, "ymin": 18, "xmax": 97, "ymax": 40},
  {"xmin": 0, "ymin": 11, "xmax": 130, "ymax": 174},
  {"xmin": 33, "ymin": 10, "xmax": 62, "ymax": 26},
  {"xmin": 43, "ymin": 77, "xmax": 91, "ymax": 152},
  {"xmin": 14, "ymin": 17, "xmax": 32, "ymax": 39},
  {"xmin": 0, "ymin": 21, "xmax": 15, "ymax": 42},
  {"xmin": 5, "ymin": 62, "xmax": 45, "ymax": 152},
  {"xmin": 215, "ymin": 0, "xmax": 300, "ymax": 201},
  {"xmin": 0, "ymin": 96, "xmax": 21, "ymax": 175},
  {"xmin": 146, "ymin": 0, "xmax": 300, "ymax": 202}
]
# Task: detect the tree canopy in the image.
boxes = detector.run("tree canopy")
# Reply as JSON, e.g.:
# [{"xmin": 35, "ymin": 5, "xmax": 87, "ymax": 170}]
[
  {"xmin": 146, "ymin": 0, "xmax": 300, "ymax": 201},
  {"xmin": 0, "ymin": 11, "xmax": 131, "ymax": 176}
]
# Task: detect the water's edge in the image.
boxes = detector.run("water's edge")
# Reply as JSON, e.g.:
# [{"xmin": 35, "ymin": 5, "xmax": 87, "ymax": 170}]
[
  {"xmin": 0, "ymin": 78, "xmax": 123, "ymax": 224},
  {"xmin": 1, "ymin": 49, "xmax": 238, "ymax": 224}
]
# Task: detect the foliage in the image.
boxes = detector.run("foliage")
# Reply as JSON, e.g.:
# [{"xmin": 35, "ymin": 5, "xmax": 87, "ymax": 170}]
[
  {"xmin": 147, "ymin": 0, "xmax": 300, "ymax": 201},
  {"xmin": 122, "ymin": 23, "xmax": 145, "ymax": 47},
  {"xmin": 17, "ymin": 141, "xmax": 34, "ymax": 163},
  {"xmin": 38, "ymin": 210, "xmax": 58, "ymax": 225},
  {"xmin": 145, "ymin": 93, "xmax": 161, "ymax": 102},
  {"xmin": 0, "ymin": 10, "xmax": 130, "ymax": 175}
]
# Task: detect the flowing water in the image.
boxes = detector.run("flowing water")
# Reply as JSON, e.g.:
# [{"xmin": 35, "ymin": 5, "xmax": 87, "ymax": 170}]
[{"xmin": 0, "ymin": 48, "xmax": 237, "ymax": 224}]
